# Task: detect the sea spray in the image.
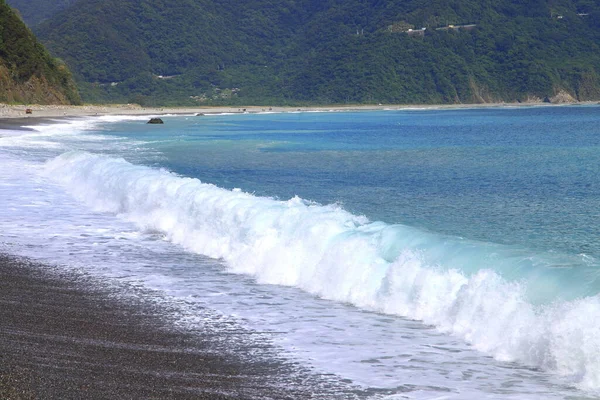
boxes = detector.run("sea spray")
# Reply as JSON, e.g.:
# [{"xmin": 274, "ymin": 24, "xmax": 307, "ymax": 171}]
[{"xmin": 44, "ymin": 151, "xmax": 600, "ymax": 391}]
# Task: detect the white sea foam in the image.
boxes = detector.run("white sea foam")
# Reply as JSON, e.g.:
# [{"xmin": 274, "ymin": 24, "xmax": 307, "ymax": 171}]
[
  {"xmin": 43, "ymin": 151, "xmax": 600, "ymax": 392},
  {"xmin": 0, "ymin": 118, "xmax": 154, "ymax": 160},
  {"xmin": 0, "ymin": 119, "xmax": 91, "ymax": 149},
  {"xmin": 1, "ymin": 118, "xmax": 135, "ymax": 152},
  {"xmin": 23, "ymin": 118, "xmax": 99, "ymax": 134}
]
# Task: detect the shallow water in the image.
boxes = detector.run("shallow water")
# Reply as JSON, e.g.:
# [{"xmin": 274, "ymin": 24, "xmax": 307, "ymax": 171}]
[{"xmin": 1, "ymin": 107, "xmax": 600, "ymax": 399}]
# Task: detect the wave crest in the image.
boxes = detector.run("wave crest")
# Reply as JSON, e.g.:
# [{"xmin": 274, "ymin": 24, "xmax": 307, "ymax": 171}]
[{"xmin": 44, "ymin": 151, "xmax": 600, "ymax": 390}]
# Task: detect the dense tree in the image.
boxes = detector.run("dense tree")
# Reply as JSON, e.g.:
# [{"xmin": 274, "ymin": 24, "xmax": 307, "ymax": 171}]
[
  {"xmin": 6, "ymin": 0, "xmax": 78, "ymax": 26},
  {"xmin": 7, "ymin": 0, "xmax": 600, "ymax": 105},
  {"xmin": 0, "ymin": 0, "xmax": 80, "ymax": 104}
]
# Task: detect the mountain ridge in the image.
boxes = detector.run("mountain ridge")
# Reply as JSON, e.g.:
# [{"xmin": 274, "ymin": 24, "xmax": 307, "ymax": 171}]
[{"xmin": 8, "ymin": 0, "xmax": 600, "ymax": 105}]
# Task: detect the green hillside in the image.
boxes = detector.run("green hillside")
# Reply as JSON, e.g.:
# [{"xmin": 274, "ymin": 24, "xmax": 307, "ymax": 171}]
[
  {"xmin": 0, "ymin": 0, "xmax": 81, "ymax": 104},
  {"xmin": 6, "ymin": 0, "xmax": 78, "ymax": 26},
  {"xmin": 8, "ymin": 0, "xmax": 600, "ymax": 105}
]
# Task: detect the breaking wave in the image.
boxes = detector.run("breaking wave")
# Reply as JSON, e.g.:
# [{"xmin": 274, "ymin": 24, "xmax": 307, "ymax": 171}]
[{"xmin": 44, "ymin": 151, "xmax": 600, "ymax": 391}]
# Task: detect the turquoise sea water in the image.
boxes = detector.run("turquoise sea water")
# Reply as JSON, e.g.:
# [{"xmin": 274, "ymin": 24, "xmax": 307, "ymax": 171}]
[
  {"xmin": 1, "ymin": 106, "xmax": 600, "ymax": 399},
  {"xmin": 98, "ymin": 107, "xmax": 600, "ymax": 256}
]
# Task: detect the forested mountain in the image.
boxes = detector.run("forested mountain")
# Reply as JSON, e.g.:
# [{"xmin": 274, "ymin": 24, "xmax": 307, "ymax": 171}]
[
  {"xmin": 7, "ymin": 0, "xmax": 600, "ymax": 105},
  {"xmin": 0, "ymin": 0, "xmax": 80, "ymax": 104},
  {"xmin": 7, "ymin": 0, "xmax": 78, "ymax": 26}
]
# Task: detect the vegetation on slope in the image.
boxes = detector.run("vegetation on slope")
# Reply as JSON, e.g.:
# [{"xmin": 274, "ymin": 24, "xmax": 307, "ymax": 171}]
[
  {"xmin": 6, "ymin": 0, "xmax": 78, "ymax": 26},
  {"xmin": 0, "ymin": 0, "xmax": 80, "ymax": 104},
  {"xmin": 8, "ymin": 0, "xmax": 600, "ymax": 105}
]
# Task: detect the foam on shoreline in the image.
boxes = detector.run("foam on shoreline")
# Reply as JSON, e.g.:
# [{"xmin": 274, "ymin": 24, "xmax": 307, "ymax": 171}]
[{"xmin": 0, "ymin": 253, "xmax": 364, "ymax": 399}]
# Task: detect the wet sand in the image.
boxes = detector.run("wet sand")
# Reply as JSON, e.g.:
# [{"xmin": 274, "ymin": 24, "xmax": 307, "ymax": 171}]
[
  {"xmin": 0, "ymin": 105, "xmax": 388, "ymax": 400},
  {"xmin": 0, "ymin": 117, "xmax": 56, "ymax": 132},
  {"xmin": 0, "ymin": 254, "xmax": 363, "ymax": 399},
  {"xmin": 4, "ymin": 101, "xmax": 593, "ymax": 398}
]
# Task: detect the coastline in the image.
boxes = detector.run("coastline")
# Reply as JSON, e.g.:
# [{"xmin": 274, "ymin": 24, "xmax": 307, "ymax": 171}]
[
  {"xmin": 0, "ymin": 113, "xmax": 367, "ymax": 399},
  {"xmin": 1, "ymin": 101, "xmax": 598, "ymax": 124},
  {"xmin": 0, "ymin": 253, "xmax": 362, "ymax": 399},
  {"xmin": 2, "ymin": 103, "xmax": 599, "ymax": 399}
]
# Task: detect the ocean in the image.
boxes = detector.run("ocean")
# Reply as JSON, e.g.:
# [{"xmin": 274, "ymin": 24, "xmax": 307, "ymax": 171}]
[{"xmin": 1, "ymin": 106, "xmax": 599, "ymax": 399}]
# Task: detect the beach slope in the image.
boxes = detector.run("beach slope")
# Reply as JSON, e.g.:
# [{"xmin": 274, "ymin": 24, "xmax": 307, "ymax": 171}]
[{"xmin": 0, "ymin": 254, "xmax": 354, "ymax": 399}]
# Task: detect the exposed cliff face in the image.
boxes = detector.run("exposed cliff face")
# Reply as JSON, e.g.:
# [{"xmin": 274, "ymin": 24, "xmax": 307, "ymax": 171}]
[
  {"xmin": 0, "ymin": 1, "xmax": 80, "ymax": 104},
  {"xmin": 0, "ymin": 64, "xmax": 80, "ymax": 104}
]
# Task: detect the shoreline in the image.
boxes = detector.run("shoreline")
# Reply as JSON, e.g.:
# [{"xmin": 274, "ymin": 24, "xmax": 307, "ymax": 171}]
[
  {"xmin": 1, "ymin": 101, "xmax": 598, "ymax": 124},
  {"xmin": 0, "ymin": 253, "xmax": 363, "ymax": 399},
  {"xmin": 1, "ymin": 102, "xmax": 598, "ymax": 398},
  {"xmin": 0, "ymin": 109, "xmax": 369, "ymax": 398}
]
